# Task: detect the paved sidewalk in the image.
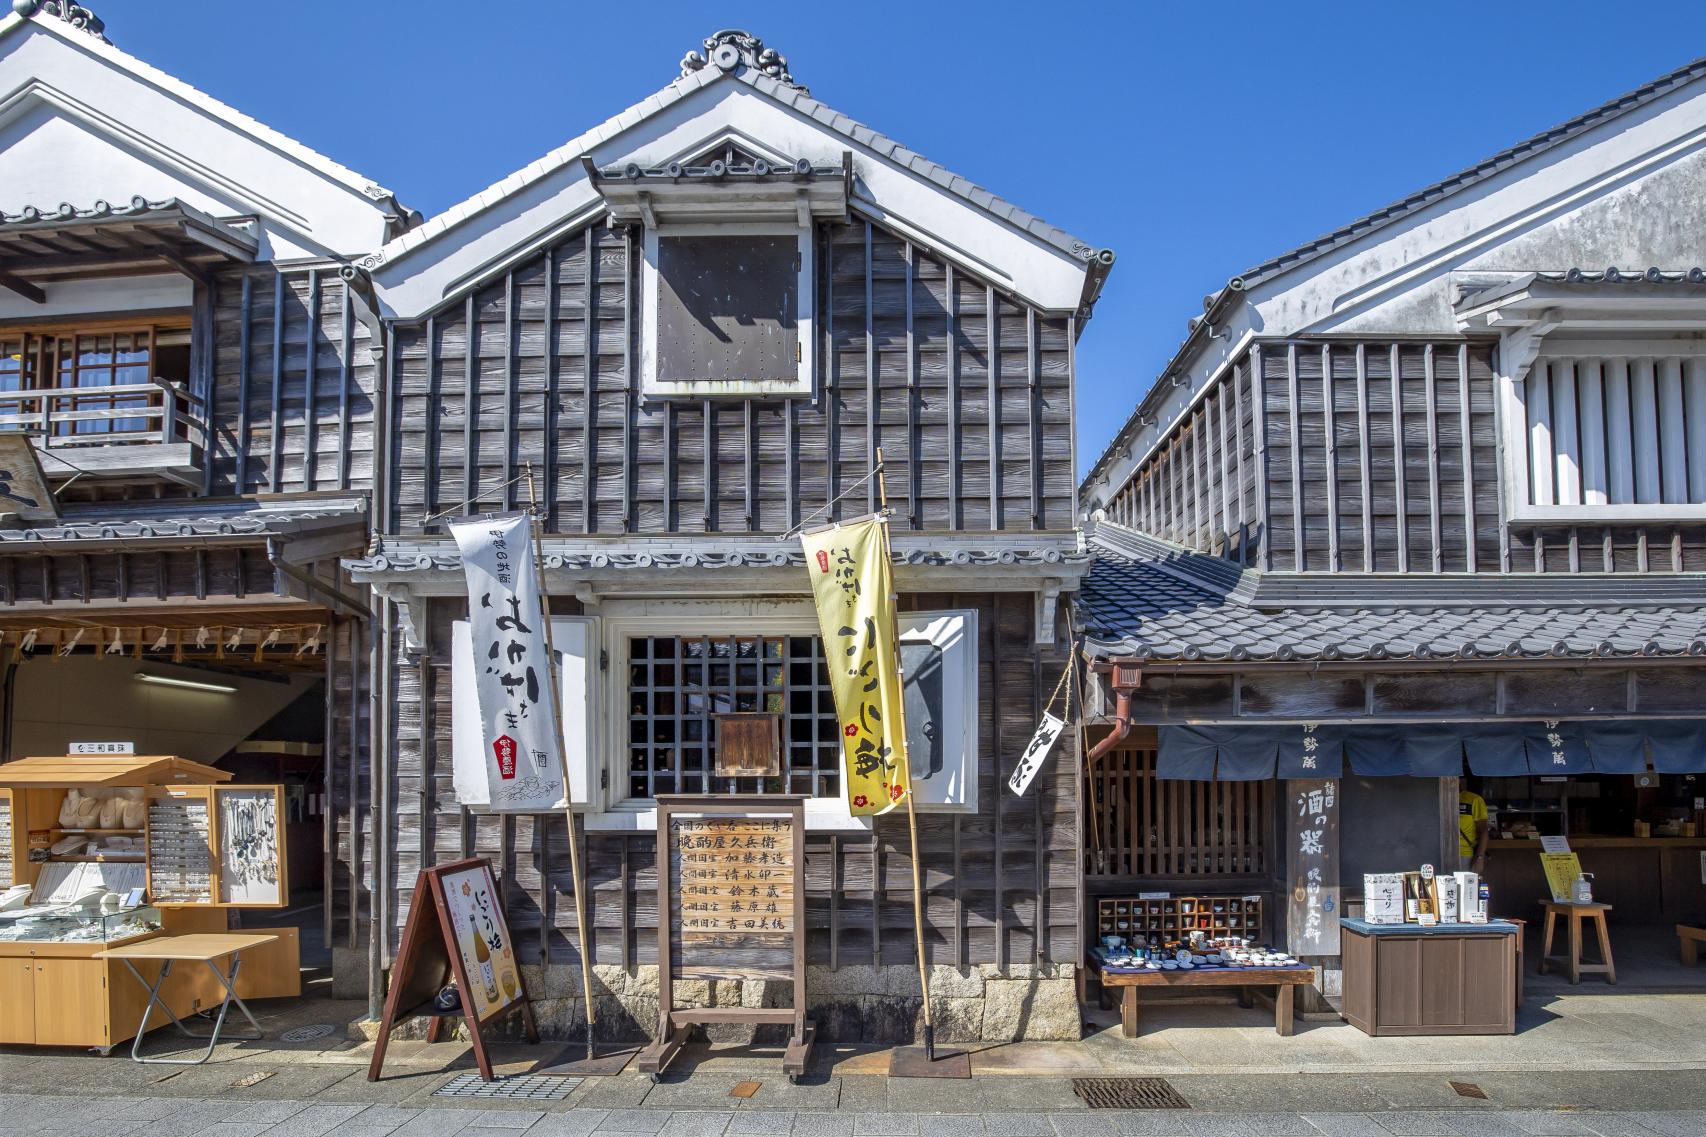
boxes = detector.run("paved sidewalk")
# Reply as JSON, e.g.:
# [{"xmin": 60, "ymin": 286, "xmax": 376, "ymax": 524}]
[{"xmin": 0, "ymin": 1092, "xmax": 1704, "ymax": 1137}]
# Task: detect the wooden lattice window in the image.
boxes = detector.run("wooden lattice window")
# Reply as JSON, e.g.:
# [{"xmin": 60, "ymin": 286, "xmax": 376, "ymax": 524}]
[
  {"xmin": 1085, "ymin": 733, "xmax": 1273, "ymax": 879},
  {"xmin": 626, "ymin": 635, "xmax": 839, "ymax": 799}
]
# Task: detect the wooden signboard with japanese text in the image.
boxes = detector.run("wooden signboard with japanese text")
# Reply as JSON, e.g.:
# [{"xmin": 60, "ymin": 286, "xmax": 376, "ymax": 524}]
[
  {"xmin": 367, "ymin": 858, "xmax": 537, "ymax": 1083},
  {"xmin": 640, "ymin": 795, "xmax": 813, "ymax": 1081},
  {"xmin": 1285, "ymin": 779, "xmax": 1341, "ymax": 955}
]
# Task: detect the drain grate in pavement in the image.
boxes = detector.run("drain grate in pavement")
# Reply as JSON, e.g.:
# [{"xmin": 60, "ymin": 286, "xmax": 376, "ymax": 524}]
[
  {"xmin": 1072, "ymin": 1077, "xmax": 1191, "ymax": 1110},
  {"xmin": 433, "ymin": 1073, "xmax": 583, "ymax": 1100},
  {"xmin": 280, "ymin": 1024, "xmax": 338, "ymax": 1043},
  {"xmin": 1450, "ymin": 1080, "xmax": 1489, "ymax": 1100}
]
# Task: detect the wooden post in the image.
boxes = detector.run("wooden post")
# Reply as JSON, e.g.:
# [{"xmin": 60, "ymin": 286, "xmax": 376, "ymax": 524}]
[
  {"xmin": 525, "ymin": 462, "xmax": 598, "ymax": 1059},
  {"xmin": 875, "ymin": 448, "xmax": 935, "ymax": 1058}
]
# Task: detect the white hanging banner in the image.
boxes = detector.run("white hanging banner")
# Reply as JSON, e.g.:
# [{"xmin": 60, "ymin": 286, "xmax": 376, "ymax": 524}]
[
  {"xmin": 450, "ymin": 512, "xmax": 564, "ymax": 812},
  {"xmin": 1007, "ymin": 711, "xmax": 1066, "ymax": 797}
]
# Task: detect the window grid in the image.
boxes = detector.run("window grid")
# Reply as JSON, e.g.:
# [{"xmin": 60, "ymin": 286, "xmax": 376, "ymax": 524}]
[
  {"xmin": 627, "ymin": 635, "xmax": 839, "ymax": 800},
  {"xmin": 0, "ymin": 324, "xmax": 185, "ymax": 437}
]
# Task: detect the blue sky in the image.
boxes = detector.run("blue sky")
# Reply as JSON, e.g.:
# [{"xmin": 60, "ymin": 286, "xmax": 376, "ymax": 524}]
[{"xmin": 94, "ymin": 0, "xmax": 1706, "ymax": 478}]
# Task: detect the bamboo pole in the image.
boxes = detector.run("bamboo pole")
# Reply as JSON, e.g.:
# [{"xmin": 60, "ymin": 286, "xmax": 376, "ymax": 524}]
[
  {"xmin": 874, "ymin": 448, "xmax": 935, "ymax": 1059},
  {"xmin": 524, "ymin": 462, "xmax": 598, "ymax": 1059}
]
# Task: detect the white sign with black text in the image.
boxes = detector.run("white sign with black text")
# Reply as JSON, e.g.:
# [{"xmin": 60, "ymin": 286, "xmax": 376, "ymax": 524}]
[
  {"xmin": 1006, "ymin": 711, "xmax": 1066, "ymax": 797},
  {"xmin": 450, "ymin": 512, "xmax": 565, "ymax": 813}
]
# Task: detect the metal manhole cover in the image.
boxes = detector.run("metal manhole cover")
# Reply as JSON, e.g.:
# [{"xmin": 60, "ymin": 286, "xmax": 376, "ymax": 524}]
[
  {"xmin": 433, "ymin": 1073, "xmax": 584, "ymax": 1100},
  {"xmin": 280, "ymin": 1024, "xmax": 338, "ymax": 1042},
  {"xmin": 1072, "ymin": 1076, "xmax": 1191, "ymax": 1110}
]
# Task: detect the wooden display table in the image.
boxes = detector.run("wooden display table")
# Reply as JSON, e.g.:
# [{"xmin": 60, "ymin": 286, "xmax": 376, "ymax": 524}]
[
  {"xmin": 1339, "ymin": 918, "xmax": 1518, "ymax": 1037},
  {"xmin": 1538, "ymin": 901, "xmax": 1616, "ymax": 985},
  {"xmin": 1681, "ymin": 924, "xmax": 1705, "ymax": 967},
  {"xmin": 1089, "ymin": 953, "xmax": 1313, "ymax": 1037},
  {"xmin": 98, "ymin": 932, "xmax": 277, "ymax": 1063}
]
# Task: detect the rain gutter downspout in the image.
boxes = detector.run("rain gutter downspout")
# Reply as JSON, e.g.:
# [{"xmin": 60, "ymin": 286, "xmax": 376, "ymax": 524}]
[{"xmin": 267, "ymin": 538, "xmax": 369, "ymax": 618}]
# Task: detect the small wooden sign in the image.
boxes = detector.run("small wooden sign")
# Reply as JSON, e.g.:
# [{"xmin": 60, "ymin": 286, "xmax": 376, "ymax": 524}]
[
  {"xmin": 367, "ymin": 857, "xmax": 537, "ymax": 1083},
  {"xmin": 713, "ymin": 713, "xmax": 781, "ymax": 778},
  {"xmin": 639, "ymin": 795, "xmax": 813, "ymax": 1081}
]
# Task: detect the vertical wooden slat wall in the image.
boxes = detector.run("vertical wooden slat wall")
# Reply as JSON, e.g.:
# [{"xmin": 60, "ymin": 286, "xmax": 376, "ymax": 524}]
[
  {"xmin": 1082, "ymin": 732, "xmax": 1271, "ymax": 883},
  {"xmin": 386, "ymin": 221, "xmax": 1074, "ymax": 536},
  {"xmin": 211, "ymin": 266, "xmax": 378, "ymax": 496},
  {"xmin": 378, "ymin": 592, "xmax": 1079, "ymax": 973},
  {"xmin": 1098, "ymin": 341, "xmax": 1706, "ymax": 574}
]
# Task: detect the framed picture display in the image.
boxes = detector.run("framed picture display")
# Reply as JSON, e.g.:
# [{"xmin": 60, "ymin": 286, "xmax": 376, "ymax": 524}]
[
  {"xmin": 144, "ymin": 783, "xmax": 287, "ymax": 908},
  {"xmin": 214, "ymin": 785, "xmax": 285, "ymax": 906}
]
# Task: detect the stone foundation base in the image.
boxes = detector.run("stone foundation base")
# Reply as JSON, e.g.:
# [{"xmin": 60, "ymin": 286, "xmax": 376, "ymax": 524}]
[{"xmin": 354, "ymin": 963, "xmax": 1080, "ymax": 1043}]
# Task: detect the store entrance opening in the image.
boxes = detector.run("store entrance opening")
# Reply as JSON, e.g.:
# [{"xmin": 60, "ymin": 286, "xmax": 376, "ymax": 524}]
[{"xmin": 3, "ymin": 643, "xmax": 333, "ymax": 1000}]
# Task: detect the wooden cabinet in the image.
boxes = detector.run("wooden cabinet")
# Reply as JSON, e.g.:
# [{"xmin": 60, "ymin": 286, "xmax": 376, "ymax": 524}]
[
  {"xmin": 0, "ymin": 955, "xmax": 34, "ymax": 1041},
  {"xmin": 0, "ymin": 940, "xmax": 195, "ymax": 1049},
  {"xmin": 1340, "ymin": 919, "xmax": 1517, "ymax": 1036}
]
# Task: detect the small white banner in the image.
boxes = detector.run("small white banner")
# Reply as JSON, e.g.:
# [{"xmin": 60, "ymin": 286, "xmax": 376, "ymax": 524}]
[
  {"xmin": 450, "ymin": 512, "xmax": 565, "ymax": 812},
  {"xmin": 70, "ymin": 741, "xmax": 134, "ymax": 754},
  {"xmin": 1006, "ymin": 711, "xmax": 1065, "ymax": 797}
]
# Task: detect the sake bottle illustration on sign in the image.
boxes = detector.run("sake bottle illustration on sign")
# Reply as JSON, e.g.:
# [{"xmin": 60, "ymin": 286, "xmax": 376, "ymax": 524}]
[{"xmin": 473, "ymin": 925, "xmax": 500, "ymax": 1004}]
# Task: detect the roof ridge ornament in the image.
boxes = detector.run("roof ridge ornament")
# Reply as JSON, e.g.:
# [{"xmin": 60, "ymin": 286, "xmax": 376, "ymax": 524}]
[
  {"xmin": 12, "ymin": 0, "xmax": 108, "ymax": 43},
  {"xmin": 680, "ymin": 29, "xmax": 801, "ymax": 90}
]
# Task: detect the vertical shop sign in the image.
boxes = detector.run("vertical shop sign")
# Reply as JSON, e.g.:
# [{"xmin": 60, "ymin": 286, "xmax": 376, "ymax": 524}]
[
  {"xmin": 799, "ymin": 517, "xmax": 912, "ymax": 817},
  {"xmin": 450, "ymin": 512, "xmax": 564, "ymax": 811},
  {"xmin": 1286, "ymin": 778, "xmax": 1341, "ymax": 954}
]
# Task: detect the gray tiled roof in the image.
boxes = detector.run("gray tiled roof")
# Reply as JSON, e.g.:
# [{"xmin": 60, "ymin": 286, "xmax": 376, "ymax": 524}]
[
  {"xmin": 0, "ymin": 497, "xmax": 367, "ymax": 546},
  {"xmin": 1079, "ymin": 525, "xmax": 1706, "ymax": 664}
]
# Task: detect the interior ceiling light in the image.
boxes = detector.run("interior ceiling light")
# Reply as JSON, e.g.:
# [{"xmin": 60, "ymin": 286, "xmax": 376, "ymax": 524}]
[{"xmin": 134, "ymin": 670, "xmax": 237, "ymax": 694}]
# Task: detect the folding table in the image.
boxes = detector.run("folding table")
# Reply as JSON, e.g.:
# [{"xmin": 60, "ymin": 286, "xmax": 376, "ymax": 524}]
[{"xmin": 96, "ymin": 932, "xmax": 278, "ymax": 1063}]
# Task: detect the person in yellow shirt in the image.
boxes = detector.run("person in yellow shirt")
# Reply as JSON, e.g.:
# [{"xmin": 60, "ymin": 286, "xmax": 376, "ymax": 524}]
[{"xmin": 1459, "ymin": 787, "xmax": 1489, "ymax": 873}]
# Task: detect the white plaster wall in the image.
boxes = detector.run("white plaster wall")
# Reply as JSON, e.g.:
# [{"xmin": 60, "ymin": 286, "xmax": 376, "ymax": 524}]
[
  {"xmin": 0, "ymin": 271, "xmax": 189, "ymax": 322},
  {"xmin": 0, "ymin": 19, "xmax": 395, "ymax": 258},
  {"xmin": 9, "ymin": 654, "xmax": 314, "ymax": 763}
]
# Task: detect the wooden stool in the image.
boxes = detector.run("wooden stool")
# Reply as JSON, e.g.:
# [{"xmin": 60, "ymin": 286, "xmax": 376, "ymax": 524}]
[
  {"xmin": 1499, "ymin": 917, "xmax": 1526, "ymax": 1008},
  {"xmin": 1538, "ymin": 901, "xmax": 1615, "ymax": 985}
]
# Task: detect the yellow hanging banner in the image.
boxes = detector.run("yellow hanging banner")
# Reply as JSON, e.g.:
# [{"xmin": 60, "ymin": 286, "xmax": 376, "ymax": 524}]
[{"xmin": 800, "ymin": 516, "xmax": 912, "ymax": 816}]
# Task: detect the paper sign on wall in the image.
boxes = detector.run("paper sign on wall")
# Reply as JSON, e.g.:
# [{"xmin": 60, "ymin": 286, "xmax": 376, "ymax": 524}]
[{"xmin": 1007, "ymin": 712, "xmax": 1065, "ymax": 797}]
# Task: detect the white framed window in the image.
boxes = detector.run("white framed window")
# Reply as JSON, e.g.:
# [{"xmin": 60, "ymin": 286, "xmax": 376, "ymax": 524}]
[
  {"xmin": 1501, "ymin": 341, "xmax": 1706, "ymax": 522},
  {"xmin": 638, "ymin": 222, "xmax": 816, "ymax": 400}
]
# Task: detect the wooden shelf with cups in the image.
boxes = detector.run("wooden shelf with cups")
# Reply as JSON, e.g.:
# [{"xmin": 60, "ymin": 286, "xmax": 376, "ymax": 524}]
[{"xmin": 1096, "ymin": 895, "xmax": 1264, "ymax": 946}]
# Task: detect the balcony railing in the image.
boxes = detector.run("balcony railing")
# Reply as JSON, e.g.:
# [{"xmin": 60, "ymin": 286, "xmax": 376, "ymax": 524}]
[{"xmin": 0, "ymin": 379, "xmax": 205, "ymax": 484}]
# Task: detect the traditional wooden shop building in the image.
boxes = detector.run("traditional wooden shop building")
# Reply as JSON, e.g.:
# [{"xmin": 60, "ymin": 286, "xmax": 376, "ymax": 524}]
[
  {"xmin": 1075, "ymin": 54, "xmax": 1706, "ymax": 1005},
  {"xmin": 343, "ymin": 31, "xmax": 1112, "ymax": 1040},
  {"xmin": 0, "ymin": 0, "xmax": 411, "ymax": 1000}
]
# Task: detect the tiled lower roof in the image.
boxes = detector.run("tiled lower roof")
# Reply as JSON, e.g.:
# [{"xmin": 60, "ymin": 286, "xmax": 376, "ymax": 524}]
[
  {"xmin": 0, "ymin": 497, "xmax": 367, "ymax": 545},
  {"xmin": 1079, "ymin": 525, "xmax": 1706, "ymax": 664}
]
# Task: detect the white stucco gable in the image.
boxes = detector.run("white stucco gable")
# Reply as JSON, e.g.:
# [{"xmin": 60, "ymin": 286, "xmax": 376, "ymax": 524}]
[
  {"xmin": 360, "ymin": 33, "xmax": 1109, "ymax": 321},
  {"xmin": 0, "ymin": 6, "xmax": 412, "ymax": 260}
]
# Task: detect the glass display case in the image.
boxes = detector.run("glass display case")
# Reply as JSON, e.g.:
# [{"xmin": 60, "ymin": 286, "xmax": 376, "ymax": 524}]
[{"xmin": 0, "ymin": 904, "xmax": 161, "ymax": 945}]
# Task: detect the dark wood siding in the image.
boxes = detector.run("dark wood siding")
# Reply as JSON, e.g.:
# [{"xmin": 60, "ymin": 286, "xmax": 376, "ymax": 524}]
[
  {"xmin": 1107, "ymin": 340, "xmax": 1706, "ymax": 574},
  {"xmin": 1258, "ymin": 342, "xmax": 1500, "ymax": 574},
  {"xmin": 386, "ymin": 220, "xmax": 1075, "ymax": 536},
  {"xmin": 0, "ymin": 546, "xmax": 275, "ymax": 606},
  {"xmin": 210, "ymin": 266, "xmax": 379, "ymax": 497},
  {"xmin": 371, "ymin": 591, "xmax": 1080, "ymax": 973},
  {"xmin": 1105, "ymin": 357, "xmax": 1256, "ymax": 564}
]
